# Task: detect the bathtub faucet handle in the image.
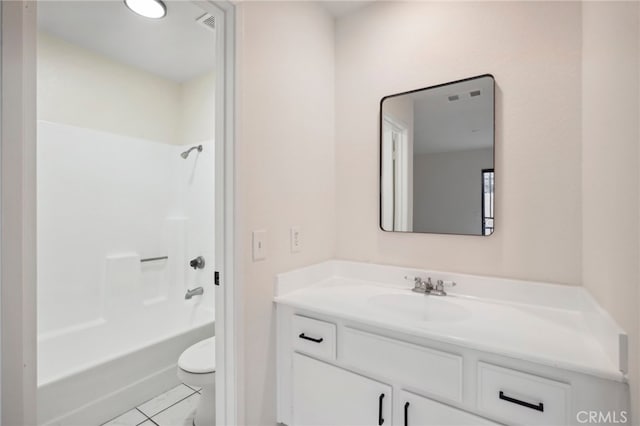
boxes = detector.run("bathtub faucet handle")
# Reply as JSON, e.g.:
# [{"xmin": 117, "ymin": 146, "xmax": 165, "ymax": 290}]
[{"xmin": 189, "ymin": 256, "xmax": 205, "ymax": 270}]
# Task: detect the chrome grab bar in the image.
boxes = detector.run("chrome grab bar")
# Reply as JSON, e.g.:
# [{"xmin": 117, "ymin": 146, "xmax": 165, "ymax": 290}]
[{"xmin": 140, "ymin": 256, "xmax": 168, "ymax": 263}]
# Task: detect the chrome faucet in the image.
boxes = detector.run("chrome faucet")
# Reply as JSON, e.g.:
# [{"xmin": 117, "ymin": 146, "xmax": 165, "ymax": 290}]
[
  {"xmin": 409, "ymin": 276, "xmax": 434, "ymax": 293},
  {"xmin": 406, "ymin": 276, "xmax": 456, "ymax": 296},
  {"xmin": 185, "ymin": 287, "xmax": 204, "ymax": 299}
]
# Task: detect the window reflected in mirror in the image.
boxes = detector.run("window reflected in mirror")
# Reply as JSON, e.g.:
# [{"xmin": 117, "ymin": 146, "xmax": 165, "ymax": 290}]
[{"xmin": 482, "ymin": 169, "xmax": 494, "ymax": 236}]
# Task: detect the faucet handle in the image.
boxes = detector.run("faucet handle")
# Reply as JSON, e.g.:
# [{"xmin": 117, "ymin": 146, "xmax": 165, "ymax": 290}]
[
  {"xmin": 405, "ymin": 275, "xmax": 431, "ymax": 292},
  {"xmin": 189, "ymin": 256, "xmax": 205, "ymax": 270},
  {"xmin": 434, "ymin": 280, "xmax": 456, "ymax": 293},
  {"xmin": 404, "ymin": 275, "xmax": 420, "ymax": 288}
]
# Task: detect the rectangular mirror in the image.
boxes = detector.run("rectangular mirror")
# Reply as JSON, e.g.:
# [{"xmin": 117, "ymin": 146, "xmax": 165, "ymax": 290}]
[{"xmin": 380, "ymin": 74, "xmax": 495, "ymax": 236}]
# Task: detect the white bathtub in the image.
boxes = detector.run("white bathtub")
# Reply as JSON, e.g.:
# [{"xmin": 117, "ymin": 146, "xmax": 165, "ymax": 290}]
[{"xmin": 37, "ymin": 300, "xmax": 214, "ymax": 425}]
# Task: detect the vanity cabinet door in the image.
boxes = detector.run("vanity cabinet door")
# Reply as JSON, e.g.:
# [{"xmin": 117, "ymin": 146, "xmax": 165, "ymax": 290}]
[
  {"xmin": 399, "ymin": 390, "xmax": 500, "ymax": 426},
  {"xmin": 293, "ymin": 353, "xmax": 392, "ymax": 426}
]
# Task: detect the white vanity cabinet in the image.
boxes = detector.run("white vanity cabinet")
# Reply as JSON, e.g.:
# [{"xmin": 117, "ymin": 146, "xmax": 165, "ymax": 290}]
[
  {"xmin": 275, "ymin": 260, "xmax": 630, "ymax": 426},
  {"xmin": 277, "ymin": 306, "xmax": 629, "ymax": 426},
  {"xmin": 292, "ymin": 350, "xmax": 492, "ymax": 426},
  {"xmin": 293, "ymin": 353, "xmax": 392, "ymax": 426},
  {"xmin": 279, "ymin": 309, "xmax": 503, "ymax": 426}
]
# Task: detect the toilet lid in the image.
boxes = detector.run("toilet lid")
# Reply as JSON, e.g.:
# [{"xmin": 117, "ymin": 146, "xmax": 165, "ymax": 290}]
[{"xmin": 179, "ymin": 337, "xmax": 216, "ymax": 374}]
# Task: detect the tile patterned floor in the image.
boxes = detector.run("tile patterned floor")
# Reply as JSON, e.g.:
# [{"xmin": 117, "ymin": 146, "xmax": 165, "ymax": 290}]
[{"xmin": 101, "ymin": 384, "xmax": 202, "ymax": 426}]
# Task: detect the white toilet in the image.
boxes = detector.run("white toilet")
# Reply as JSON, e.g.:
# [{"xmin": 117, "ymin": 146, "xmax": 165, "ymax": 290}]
[{"xmin": 177, "ymin": 337, "xmax": 216, "ymax": 426}]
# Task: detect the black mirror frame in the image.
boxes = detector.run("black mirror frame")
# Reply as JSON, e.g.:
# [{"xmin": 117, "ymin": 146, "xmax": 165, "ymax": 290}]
[{"xmin": 378, "ymin": 73, "xmax": 496, "ymax": 236}]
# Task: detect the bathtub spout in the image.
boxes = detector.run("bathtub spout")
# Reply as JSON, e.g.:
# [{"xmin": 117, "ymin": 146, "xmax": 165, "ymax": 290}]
[{"xmin": 185, "ymin": 287, "xmax": 204, "ymax": 299}]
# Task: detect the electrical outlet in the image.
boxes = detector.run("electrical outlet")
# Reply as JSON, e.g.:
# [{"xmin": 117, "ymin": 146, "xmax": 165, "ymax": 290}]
[
  {"xmin": 252, "ymin": 230, "xmax": 267, "ymax": 261},
  {"xmin": 290, "ymin": 226, "xmax": 301, "ymax": 253}
]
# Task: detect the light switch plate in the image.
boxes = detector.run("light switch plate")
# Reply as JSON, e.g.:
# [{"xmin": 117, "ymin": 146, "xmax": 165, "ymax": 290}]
[
  {"xmin": 252, "ymin": 230, "xmax": 267, "ymax": 261},
  {"xmin": 290, "ymin": 226, "xmax": 301, "ymax": 253}
]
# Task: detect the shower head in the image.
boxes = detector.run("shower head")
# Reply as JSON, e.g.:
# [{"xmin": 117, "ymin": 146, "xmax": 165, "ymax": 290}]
[{"xmin": 181, "ymin": 145, "xmax": 203, "ymax": 159}]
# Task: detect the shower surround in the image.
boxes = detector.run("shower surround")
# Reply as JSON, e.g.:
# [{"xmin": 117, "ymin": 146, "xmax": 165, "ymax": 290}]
[{"xmin": 36, "ymin": 120, "xmax": 215, "ymax": 425}]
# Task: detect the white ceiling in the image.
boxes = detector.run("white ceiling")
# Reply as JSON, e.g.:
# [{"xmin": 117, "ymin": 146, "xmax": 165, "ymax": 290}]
[
  {"xmin": 411, "ymin": 76, "xmax": 494, "ymax": 155},
  {"xmin": 38, "ymin": 1, "xmax": 216, "ymax": 83}
]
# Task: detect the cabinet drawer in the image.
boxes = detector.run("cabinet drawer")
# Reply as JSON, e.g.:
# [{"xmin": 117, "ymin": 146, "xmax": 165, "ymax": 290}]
[
  {"xmin": 342, "ymin": 327, "xmax": 463, "ymax": 403},
  {"xmin": 477, "ymin": 362, "xmax": 570, "ymax": 426},
  {"xmin": 292, "ymin": 314, "xmax": 336, "ymax": 361}
]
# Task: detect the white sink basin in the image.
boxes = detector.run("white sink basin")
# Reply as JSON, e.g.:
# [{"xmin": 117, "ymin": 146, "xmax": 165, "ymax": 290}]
[{"xmin": 368, "ymin": 293, "xmax": 471, "ymax": 322}]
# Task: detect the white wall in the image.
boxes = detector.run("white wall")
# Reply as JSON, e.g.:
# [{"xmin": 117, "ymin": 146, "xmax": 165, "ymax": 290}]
[
  {"xmin": 235, "ymin": 2, "xmax": 335, "ymax": 424},
  {"xmin": 37, "ymin": 121, "xmax": 215, "ymax": 336},
  {"xmin": 581, "ymin": 1, "xmax": 640, "ymax": 417},
  {"xmin": 413, "ymin": 148, "xmax": 493, "ymax": 234},
  {"xmin": 335, "ymin": 1, "xmax": 582, "ymax": 284}
]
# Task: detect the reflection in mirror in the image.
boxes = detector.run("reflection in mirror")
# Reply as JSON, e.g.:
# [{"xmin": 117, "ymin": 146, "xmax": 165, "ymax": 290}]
[{"xmin": 380, "ymin": 75, "xmax": 495, "ymax": 236}]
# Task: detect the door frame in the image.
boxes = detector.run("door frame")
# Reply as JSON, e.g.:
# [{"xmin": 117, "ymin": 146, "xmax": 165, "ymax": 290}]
[
  {"xmin": 0, "ymin": 1, "xmax": 240, "ymax": 425},
  {"xmin": 381, "ymin": 115, "xmax": 412, "ymax": 232},
  {"xmin": 202, "ymin": 1, "xmax": 243, "ymax": 425},
  {"xmin": 1, "ymin": 2, "xmax": 38, "ymax": 424}
]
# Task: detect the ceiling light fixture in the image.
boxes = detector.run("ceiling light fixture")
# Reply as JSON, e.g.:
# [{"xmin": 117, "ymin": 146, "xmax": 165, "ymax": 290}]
[{"xmin": 124, "ymin": 0, "xmax": 166, "ymax": 19}]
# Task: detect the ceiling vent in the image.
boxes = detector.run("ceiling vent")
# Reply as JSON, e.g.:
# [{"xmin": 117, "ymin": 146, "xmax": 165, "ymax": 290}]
[{"xmin": 196, "ymin": 13, "xmax": 216, "ymax": 32}]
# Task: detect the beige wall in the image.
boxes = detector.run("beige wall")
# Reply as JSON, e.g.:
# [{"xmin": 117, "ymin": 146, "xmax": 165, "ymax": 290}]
[
  {"xmin": 235, "ymin": 2, "xmax": 335, "ymax": 424},
  {"xmin": 38, "ymin": 32, "xmax": 182, "ymax": 144},
  {"xmin": 335, "ymin": 1, "xmax": 583, "ymax": 284},
  {"xmin": 37, "ymin": 32, "xmax": 214, "ymax": 145},
  {"xmin": 181, "ymin": 71, "xmax": 215, "ymax": 145},
  {"xmin": 234, "ymin": 2, "xmax": 640, "ymax": 424},
  {"xmin": 582, "ymin": 1, "xmax": 640, "ymax": 418}
]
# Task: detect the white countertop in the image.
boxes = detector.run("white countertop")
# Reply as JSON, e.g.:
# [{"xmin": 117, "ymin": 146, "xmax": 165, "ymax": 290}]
[{"xmin": 274, "ymin": 260, "xmax": 627, "ymax": 383}]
